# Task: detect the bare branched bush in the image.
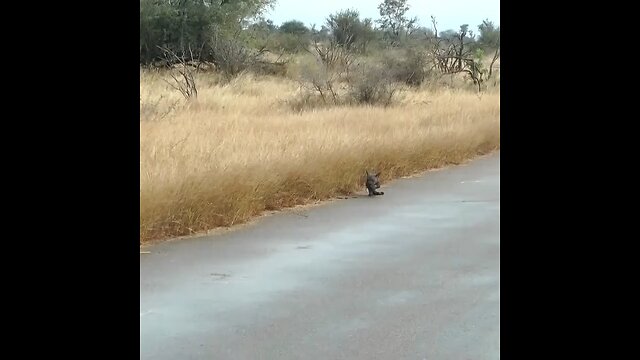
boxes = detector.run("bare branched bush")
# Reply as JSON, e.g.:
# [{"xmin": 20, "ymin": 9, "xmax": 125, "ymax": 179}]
[
  {"xmin": 298, "ymin": 58, "xmax": 340, "ymax": 105},
  {"xmin": 295, "ymin": 39, "xmax": 357, "ymax": 107},
  {"xmin": 160, "ymin": 46, "xmax": 200, "ymax": 99},
  {"xmin": 208, "ymin": 35, "xmax": 263, "ymax": 80},
  {"xmin": 207, "ymin": 33, "xmax": 292, "ymax": 81},
  {"xmin": 348, "ymin": 64, "xmax": 398, "ymax": 106},
  {"xmin": 487, "ymin": 43, "xmax": 500, "ymax": 80},
  {"xmin": 426, "ymin": 22, "xmax": 500, "ymax": 92},
  {"xmin": 307, "ymin": 39, "xmax": 356, "ymax": 82},
  {"xmin": 381, "ymin": 48, "xmax": 432, "ymax": 87}
]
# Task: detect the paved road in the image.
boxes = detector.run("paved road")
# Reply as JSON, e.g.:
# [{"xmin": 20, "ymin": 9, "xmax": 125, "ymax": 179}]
[{"xmin": 140, "ymin": 152, "xmax": 500, "ymax": 360}]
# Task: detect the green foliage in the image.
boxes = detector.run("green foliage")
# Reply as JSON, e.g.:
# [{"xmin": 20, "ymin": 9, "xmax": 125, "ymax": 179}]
[
  {"xmin": 325, "ymin": 9, "xmax": 375, "ymax": 53},
  {"xmin": 477, "ymin": 19, "xmax": 500, "ymax": 49},
  {"xmin": 376, "ymin": 0, "xmax": 417, "ymax": 45},
  {"xmin": 279, "ymin": 20, "xmax": 309, "ymax": 35},
  {"xmin": 139, "ymin": 0, "xmax": 276, "ymax": 64}
]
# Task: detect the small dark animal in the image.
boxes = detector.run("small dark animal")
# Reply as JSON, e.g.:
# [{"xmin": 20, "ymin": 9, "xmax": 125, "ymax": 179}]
[{"xmin": 365, "ymin": 170, "xmax": 384, "ymax": 196}]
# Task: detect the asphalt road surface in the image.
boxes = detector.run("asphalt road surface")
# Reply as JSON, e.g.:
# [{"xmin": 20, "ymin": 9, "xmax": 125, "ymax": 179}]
[{"xmin": 140, "ymin": 151, "xmax": 500, "ymax": 360}]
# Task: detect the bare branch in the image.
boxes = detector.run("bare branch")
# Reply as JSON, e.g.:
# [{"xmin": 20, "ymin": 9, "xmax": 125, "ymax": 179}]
[
  {"xmin": 159, "ymin": 46, "xmax": 198, "ymax": 99},
  {"xmin": 488, "ymin": 45, "xmax": 500, "ymax": 79}
]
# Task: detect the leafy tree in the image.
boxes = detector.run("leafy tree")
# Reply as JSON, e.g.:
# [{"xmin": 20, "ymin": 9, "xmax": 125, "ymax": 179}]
[
  {"xmin": 279, "ymin": 20, "xmax": 309, "ymax": 35},
  {"xmin": 326, "ymin": 9, "xmax": 376, "ymax": 53},
  {"xmin": 478, "ymin": 19, "xmax": 500, "ymax": 49},
  {"xmin": 139, "ymin": 0, "xmax": 276, "ymax": 64},
  {"xmin": 376, "ymin": 0, "xmax": 417, "ymax": 45}
]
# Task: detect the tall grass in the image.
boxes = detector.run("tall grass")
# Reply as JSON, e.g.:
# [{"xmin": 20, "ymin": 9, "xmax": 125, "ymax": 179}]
[{"xmin": 140, "ymin": 71, "xmax": 500, "ymax": 243}]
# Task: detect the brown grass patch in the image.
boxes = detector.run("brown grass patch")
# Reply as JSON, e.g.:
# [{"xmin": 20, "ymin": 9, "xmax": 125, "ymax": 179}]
[{"xmin": 140, "ymin": 71, "xmax": 500, "ymax": 243}]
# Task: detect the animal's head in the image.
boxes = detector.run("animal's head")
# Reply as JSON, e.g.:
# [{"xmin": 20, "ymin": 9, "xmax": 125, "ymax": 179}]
[{"xmin": 366, "ymin": 170, "xmax": 382, "ymax": 189}]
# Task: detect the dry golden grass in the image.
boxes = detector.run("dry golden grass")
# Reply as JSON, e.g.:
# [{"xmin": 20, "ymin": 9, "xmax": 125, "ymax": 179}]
[{"xmin": 140, "ymin": 71, "xmax": 500, "ymax": 243}]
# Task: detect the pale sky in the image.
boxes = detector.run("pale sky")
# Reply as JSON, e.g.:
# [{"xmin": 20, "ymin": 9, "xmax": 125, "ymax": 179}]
[{"xmin": 265, "ymin": 0, "xmax": 499, "ymax": 33}]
